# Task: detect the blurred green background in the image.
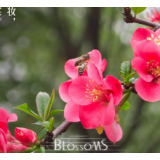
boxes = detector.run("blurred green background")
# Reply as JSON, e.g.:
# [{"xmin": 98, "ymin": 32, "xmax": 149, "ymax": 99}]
[{"xmin": 0, "ymin": 7, "xmax": 159, "ymax": 153}]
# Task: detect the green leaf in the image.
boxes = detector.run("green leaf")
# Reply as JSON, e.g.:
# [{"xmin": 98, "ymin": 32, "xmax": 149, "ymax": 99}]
[
  {"xmin": 43, "ymin": 121, "xmax": 50, "ymax": 131},
  {"xmin": 33, "ymin": 121, "xmax": 43, "ymax": 126},
  {"xmin": 131, "ymin": 7, "xmax": 146, "ymax": 16},
  {"xmin": 119, "ymin": 61, "xmax": 131, "ymax": 79},
  {"xmin": 36, "ymin": 146, "xmax": 45, "ymax": 153},
  {"xmin": 48, "ymin": 117, "xmax": 54, "ymax": 133},
  {"xmin": 14, "ymin": 103, "xmax": 42, "ymax": 121},
  {"xmin": 121, "ymin": 101, "xmax": 130, "ymax": 111},
  {"xmin": 36, "ymin": 92, "xmax": 50, "ymax": 120},
  {"xmin": 44, "ymin": 89, "xmax": 55, "ymax": 121},
  {"xmin": 124, "ymin": 71, "xmax": 136, "ymax": 82},
  {"xmin": 38, "ymin": 128, "xmax": 47, "ymax": 140},
  {"xmin": 128, "ymin": 77, "xmax": 135, "ymax": 83},
  {"xmin": 48, "ymin": 109, "xmax": 64, "ymax": 120}
]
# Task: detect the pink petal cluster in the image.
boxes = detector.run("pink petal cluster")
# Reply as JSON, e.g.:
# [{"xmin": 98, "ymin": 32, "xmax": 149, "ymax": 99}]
[
  {"xmin": 147, "ymin": 8, "xmax": 160, "ymax": 24},
  {"xmin": 59, "ymin": 50, "xmax": 123, "ymax": 143},
  {"xmin": 0, "ymin": 108, "xmax": 38, "ymax": 153},
  {"xmin": 64, "ymin": 50, "xmax": 107, "ymax": 79},
  {"xmin": 131, "ymin": 28, "xmax": 160, "ymax": 101}
]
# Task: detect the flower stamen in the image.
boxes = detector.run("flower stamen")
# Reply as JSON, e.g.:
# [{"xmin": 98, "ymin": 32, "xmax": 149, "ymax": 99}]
[
  {"xmin": 147, "ymin": 33, "xmax": 160, "ymax": 47},
  {"xmin": 146, "ymin": 60, "xmax": 160, "ymax": 78},
  {"xmin": 95, "ymin": 126, "xmax": 104, "ymax": 134}
]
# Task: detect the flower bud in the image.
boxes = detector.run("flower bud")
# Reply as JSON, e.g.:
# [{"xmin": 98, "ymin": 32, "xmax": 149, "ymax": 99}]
[{"xmin": 15, "ymin": 127, "xmax": 38, "ymax": 147}]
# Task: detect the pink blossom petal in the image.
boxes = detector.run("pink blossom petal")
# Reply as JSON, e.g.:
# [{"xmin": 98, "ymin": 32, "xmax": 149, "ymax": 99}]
[
  {"xmin": 104, "ymin": 120, "xmax": 123, "ymax": 144},
  {"xmin": 155, "ymin": 28, "xmax": 160, "ymax": 35},
  {"xmin": 88, "ymin": 62, "xmax": 103, "ymax": 85},
  {"xmin": 79, "ymin": 98, "xmax": 115, "ymax": 129},
  {"xmin": 0, "ymin": 108, "xmax": 9, "ymax": 123},
  {"xmin": 69, "ymin": 76, "xmax": 93, "ymax": 105},
  {"xmin": 59, "ymin": 80, "xmax": 72, "ymax": 102},
  {"xmin": 99, "ymin": 59, "xmax": 107, "ymax": 72},
  {"xmin": 64, "ymin": 59, "xmax": 78, "ymax": 79},
  {"xmin": 64, "ymin": 100, "xmax": 80, "ymax": 122},
  {"xmin": 133, "ymin": 40, "xmax": 160, "ymax": 61},
  {"xmin": 141, "ymin": 41, "xmax": 160, "ymax": 61},
  {"xmin": 131, "ymin": 28, "xmax": 154, "ymax": 52},
  {"xmin": 89, "ymin": 49, "xmax": 102, "ymax": 66},
  {"xmin": 0, "ymin": 121, "xmax": 8, "ymax": 133},
  {"xmin": 132, "ymin": 57, "xmax": 154, "ymax": 82},
  {"xmin": 135, "ymin": 77, "xmax": 160, "ymax": 102},
  {"xmin": 100, "ymin": 96, "xmax": 115, "ymax": 126},
  {"xmin": 6, "ymin": 131, "xmax": 19, "ymax": 143},
  {"xmin": 8, "ymin": 113, "xmax": 18, "ymax": 122},
  {"xmin": 131, "ymin": 28, "xmax": 154, "ymax": 41},
  {"xmin": 0, "ymin": 128, "xmax": 7, "ymax": 153},
  {"xmin": 79, "ymin": 102, "xmax": 102, "ymax": 129},
  {"xmin": 6, "ymin": 142, "xmax": 28, "ymax": 153},
  {"xmin": 104, "ymin": 75, "xmax": 122, "ymax": 106}
]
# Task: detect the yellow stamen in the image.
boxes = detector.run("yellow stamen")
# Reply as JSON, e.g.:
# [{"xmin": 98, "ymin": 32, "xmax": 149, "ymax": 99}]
[
  {"xmin": 154, "ymin": 38, "xmax": 159, "ymax": 42},
  {"xmin": 151, "ymin": 34, "xmax": 154, "ymax": 38},
  {"xmin": 147, "ymin": 37, "xmax": 152, "ymax": 40},
  {"xmin": 95, "ymin": 126, "xmax": 104, "ymax": 134}
]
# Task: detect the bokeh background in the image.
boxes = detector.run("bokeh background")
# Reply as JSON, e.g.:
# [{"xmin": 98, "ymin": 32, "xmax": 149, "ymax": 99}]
[{"xmin": 0, "ymin": 7, "xmax": 159, "ymax": 153}]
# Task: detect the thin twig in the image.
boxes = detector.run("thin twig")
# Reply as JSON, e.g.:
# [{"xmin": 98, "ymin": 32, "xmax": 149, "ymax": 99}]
[{"xmin": 52, "ymin": 120, "xmax": 73, "ymax": 138}]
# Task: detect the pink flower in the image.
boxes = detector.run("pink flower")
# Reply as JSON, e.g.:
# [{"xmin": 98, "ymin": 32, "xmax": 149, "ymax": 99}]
[
  {"xmin": 131, "ymin": 27, "xmax": 160, "ymax": 56},
  {"xmin": 64, "ymin": 49, "xmax": 107, "ymax": 79},
  {"xmin": 0, "ymin": 130, "xmax": 28, "ymax": 153},
  {"xmin": 59, "ymin": 50, "xmax": 123, "ymax": 143},
  {"xmin": 60, "ymin": 63, "xmax": 122, "ymax": 142},
  {"xmin": 0, "ymin": 108, "xmax": 34, "ymax": 153},
  {"xmin": 0, "ymin": 126, "xmax": 28, "ymax": 153},
  {"xmin": 15, "ymin": 127, "xmax": 38, "ymax": 147},
  {"xmin": 147, "ymin": 8, "xmax": 160, "ymax": 24},
  {"xmin": 132, "ymin": 40, "xmax": 160, "ymax": 102},
  {"xmin": 59, "ymin": 50, "xmax": 107, "ymax": 122},
  {"xmin": 0, "ymin": 108, "xmax": 18, "ymax": 152}
]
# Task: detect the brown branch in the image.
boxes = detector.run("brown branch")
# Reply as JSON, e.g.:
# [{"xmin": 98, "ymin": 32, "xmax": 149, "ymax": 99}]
[
  {"xmin": 41, "ymin": 120, "xmax": 72, "ymax": 149},
  {"xmin": 52, "ymin": 120, "xmax": 72, "ymax": 138},
  {"xmin": 123, "ymin": 7, "xmax": 160, "ymax": 29}
]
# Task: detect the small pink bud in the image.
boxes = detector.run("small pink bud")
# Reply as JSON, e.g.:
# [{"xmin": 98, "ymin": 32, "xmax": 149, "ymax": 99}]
[{"xmin": 15, "ymin": 127, "xmax": 38, "ymax": 147}]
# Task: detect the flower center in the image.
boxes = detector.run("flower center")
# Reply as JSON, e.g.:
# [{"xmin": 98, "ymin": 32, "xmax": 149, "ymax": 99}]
[
  {"xmin": 147, "ymin": 33, "xmax": 160, "ymax": 47},
  {"xmin": 95, "ymin": 126, "xmax": 104, "ymax": 134},
  {"xmin": 146, "ymin": 60, "xmax": 160, "ymax": 78},
  {"xmin": 85, "ymin": 79, "xmax": 111, "ymax": 102}
]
